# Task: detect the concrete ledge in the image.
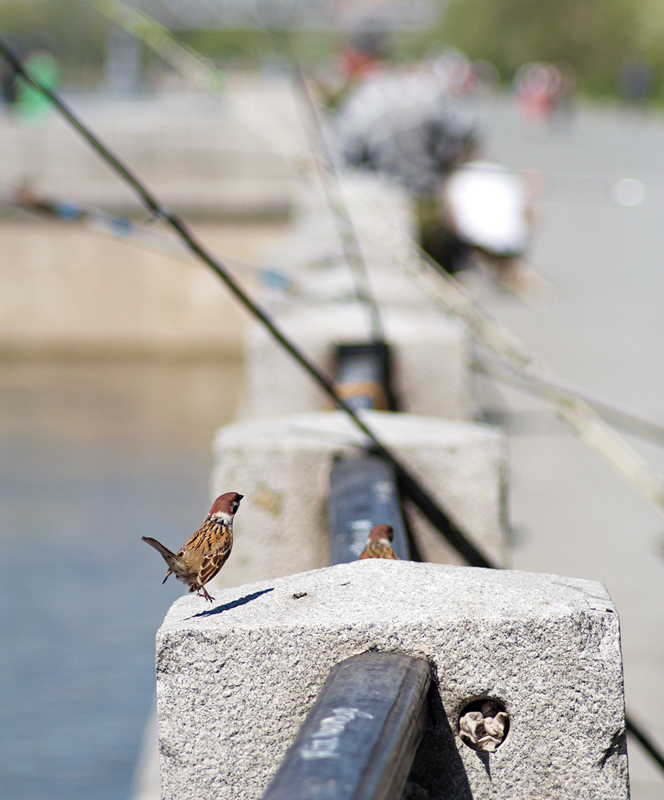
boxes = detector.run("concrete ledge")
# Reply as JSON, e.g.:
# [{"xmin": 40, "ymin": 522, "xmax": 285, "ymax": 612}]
[{"xmin": 156, "ymin": 560, "xmax": 628, "ymax": 800}]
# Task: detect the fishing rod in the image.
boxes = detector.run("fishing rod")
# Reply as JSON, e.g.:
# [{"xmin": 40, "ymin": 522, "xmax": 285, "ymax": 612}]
[
  {"xmin": 97, "ymin": 0, "xmax": 383, "ymax": 343},
  {"xmin": 0, "ymin": 37, "xmax": 493, "ymax": 571},
  {"xmin": 257, "ymin": 19, "xmax": 384, "ymax": 342}
]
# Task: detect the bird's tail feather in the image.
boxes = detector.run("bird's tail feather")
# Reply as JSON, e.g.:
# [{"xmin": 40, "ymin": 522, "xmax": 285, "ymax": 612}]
[
  {"xmin": 142, "ymin": 536, "xmax": 176, "ymax": 559},
  {"xmin": 142, "ymin": 537, "xmax": 179, "ymax": 583}
]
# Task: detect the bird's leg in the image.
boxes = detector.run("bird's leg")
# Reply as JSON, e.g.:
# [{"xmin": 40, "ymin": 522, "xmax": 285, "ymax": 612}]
[{"xmin": 198, "ymin": 585, "xmax": 215, "ymax": 603}]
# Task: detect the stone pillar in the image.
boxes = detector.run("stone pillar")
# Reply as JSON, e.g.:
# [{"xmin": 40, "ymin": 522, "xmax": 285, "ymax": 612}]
[
  {"xmin": 239, "ymin": 306, "xmax": 472, "ymax": 421},
  {"xmin": 208, "ymin": 410, "xmax": 507, "ymax": 597},
  {"xmin": 156, "ymin": 560, "xmax": 628, "ymax": 800}
]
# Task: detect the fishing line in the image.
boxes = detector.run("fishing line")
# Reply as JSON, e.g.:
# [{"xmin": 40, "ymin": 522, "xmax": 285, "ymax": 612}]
[
  {"xmin": 257, "ymin": 19, "xmax": 385, "ymax": 342},
  {"xmin": 0, "ymin": 182, "xmax": 340, "ymax": 305},
  {"xmin": 0, "ymin": 36, "xmax": 493, "ymax": 571},
  {"xmin": 474, "ymin": 348, "xmax": 664, "ymax": 448},
  {"xmin": 98, "ymin": 0, "xmax": 384, "ymax": 342},
  {"xmin": 96, "ymin": 0, "xmax": 223, "ymax": 92}
]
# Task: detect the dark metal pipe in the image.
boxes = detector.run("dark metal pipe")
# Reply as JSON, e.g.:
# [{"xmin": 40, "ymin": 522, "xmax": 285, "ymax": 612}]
[
  {"xmin": 261, "ymin": 653, "xmax": 431, "ymax": 800},
  {"xmin": 334, "ymin": 342, "xmax": 398, "ymax": 412},
  {"xmin": 328, "ymin": 455, "xmax": 410, "ymax": 562}
]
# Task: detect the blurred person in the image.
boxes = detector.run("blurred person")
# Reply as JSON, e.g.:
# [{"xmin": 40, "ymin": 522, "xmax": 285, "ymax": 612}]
[
  {"xmin": 551, "ymin": 64, "xmax": 576, "ymax": 125},
  {"xmin": 431, "ymin": 49, "xmax": 474, "ymax": 96},
  {"xmin": 314, "ymin": 24, "xmax": 391, "ymax": 109},
  {"xmin": 618, "ymin": 58, "xmax": 654, "ymax": 108},
  {"xmin": 430, "ymin": 50, "xmax": 499, "ymax": 99},
  {"xmin": 334, "ymin": 64, "xmax": 479, "ymax": 272},
  {"xmin": 341, "ymin": 27, "xmax": 390, "ymax": 81},
  {"xmin": 514, "ymin": 62, "xmax": 576, "ymax": 129},
  {"xmin": 0, "ymin": 58, "xmax": 18, "ymax": 106},
  {"xmin": 335, "ymin": 66, "xmax": 478, "ymax": 195},
  {"xmin": 14, "ymin": 40, "xmax": 59, "ymax": 124},
  {"xmin": 0, "ymin": 36, "xmax": 27, "ymax": 107},
  {"xmin": 470, "ymin": 60, "xmax": 499, "ymax": 97},
  {"xmin": 514, "ymin": 63, "xmax": 558, "ymax": 123}
]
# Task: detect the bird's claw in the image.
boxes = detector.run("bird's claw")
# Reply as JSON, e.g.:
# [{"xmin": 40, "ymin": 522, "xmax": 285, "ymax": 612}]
[{"xmin": 198, "ymin": 587, "xmax": 215, "ymax": 603}]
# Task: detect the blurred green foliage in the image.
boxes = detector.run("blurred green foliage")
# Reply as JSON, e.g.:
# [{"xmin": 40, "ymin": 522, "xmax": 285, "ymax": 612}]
[
  {"xmin": 0, "ymin": 0, "xmax": 110, "ymax": 84},
  {"xmin": 438, "ymin": 0, "xmax": 660, "ymax": 98},
  {"xmin": 0, "ymin": 0, "xmax": 661, "ymax": 99}
]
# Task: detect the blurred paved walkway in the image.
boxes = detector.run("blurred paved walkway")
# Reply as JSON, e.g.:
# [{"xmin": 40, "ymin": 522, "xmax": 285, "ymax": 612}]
[{"xmin": 476, "ymin": 96, "xmax": 664, "ymax": 799}]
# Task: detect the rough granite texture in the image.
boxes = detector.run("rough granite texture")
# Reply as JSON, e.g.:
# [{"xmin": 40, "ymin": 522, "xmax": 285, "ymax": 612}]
[
  {"xmin": 156, "ymin": 561, "xmax": 628, "ymax": 800},
  {"xmin": 209, "ymin": 411, "xmax": 508, "ymax": 595}
]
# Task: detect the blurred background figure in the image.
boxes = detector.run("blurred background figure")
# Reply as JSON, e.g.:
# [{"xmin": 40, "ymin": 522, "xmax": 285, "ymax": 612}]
[
  {"xmin": 12, "ymin": 39, "xmax": 58, "ymax": 123},
  {"xmin": 340, "ymin": 26, "xmax": 390, "ymax": 83},
  {"xmin": 333, "ymin": 59, "xmax": 536, "ymax": 287},
  {"xmin": 0, "ymin": 36, "xmax": 25, "ymax": 107},
  {"xmin": 429, "ymin": 49, "xmax": 498, "ymax": 98},
  {"xmin": 430, "ymin": 48, "xmax": 475, "ymax": 96},
  {"xmin": 314, "ymin": 24, "xmax": 391, "ymax": 110},
  {"xmin": 335, "ymin": 65, "xmax": 478, "ymax": 194},
  {"xmin": 334, "ymin": 63, "xmax": 479, "ymax": 273},
  {"xmin": 618, "ymin": 58, "xmax": 654, "ymax": 108},
  {"xmin": 104, "ymin": 25, "xmax": 141, "ymax": 96},
  {"xmin": 514, "ymin": 62, "xmax": 575, "ymax": 127}
]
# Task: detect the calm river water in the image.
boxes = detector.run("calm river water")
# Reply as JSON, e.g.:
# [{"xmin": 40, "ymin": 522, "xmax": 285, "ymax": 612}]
[{"xmin": 0, "ymin": 359, "xmax": 242, "ymax": 800}]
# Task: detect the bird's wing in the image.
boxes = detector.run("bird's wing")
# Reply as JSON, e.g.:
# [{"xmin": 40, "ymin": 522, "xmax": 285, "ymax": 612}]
[
  {"xmin": 379, "ymin": 543, "xmax": 399, "ymax": 560},
  {"xmin": 198, "ymin": 540, "xmax": 232, "ymax": 586}
]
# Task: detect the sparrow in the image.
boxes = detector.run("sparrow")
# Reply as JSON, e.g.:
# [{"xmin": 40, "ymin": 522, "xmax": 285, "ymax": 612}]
[
  {"xmin": 142, "ymin": 492, "xmax": 243, "ymax": 602},
  {"xmin": 358, "ymin": 524, "xmax": 399, "ymax": 560}
]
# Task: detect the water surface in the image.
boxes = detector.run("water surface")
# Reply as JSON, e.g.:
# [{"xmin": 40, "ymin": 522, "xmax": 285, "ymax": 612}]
[{"xmin": 0, "ymin": 358, "xmax": 241, "ymax": 800}]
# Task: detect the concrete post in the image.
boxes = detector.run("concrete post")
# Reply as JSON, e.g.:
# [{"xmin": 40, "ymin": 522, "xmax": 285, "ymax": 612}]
[
  {"xmin": 207, "ymin": 410, "xmax": 507, "ymax": 597},
  {"xmin": 156, "ymin": 560, "xmax": 628, "ymax": 800},
  {"xmin": 241, "ymin": 172, "xmax": 473, "ymax": 421},
  {"xmin": 239, "ymin": 306, "xmax": 472, "ymax": 420},
  {"xmin": 265, "ymin": 174, "xmax": 415, "ymax": 284}
]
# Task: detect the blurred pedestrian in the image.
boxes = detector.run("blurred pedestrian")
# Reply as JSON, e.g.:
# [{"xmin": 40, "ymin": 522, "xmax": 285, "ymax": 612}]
[
  {"xmin": 14, "ymin": 41, "xmax": 59, "ymax": 124},
  {"xmin": 619, "ymin": 58, "xmax": 654, "ymax": 108},
  {"xmin": 313, "ymin": 25, "xmax": 390, "ymax": 110},
  {"xmin": 334, "ymin": 65, "xmax": 479, "ymax": 272},
  {"xmin": 0, "ymin": 36, "xmax": 27, "ymax": 108}
]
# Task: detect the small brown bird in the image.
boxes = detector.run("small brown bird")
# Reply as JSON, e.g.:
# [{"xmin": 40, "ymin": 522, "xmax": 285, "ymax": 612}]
[
  {"xmin": 359, "ymin": 524, "xmax": 399, "ymax": 560},
  {"xmin": 142, "ymin": 492, "xmax": 243, "ymax": 602}
]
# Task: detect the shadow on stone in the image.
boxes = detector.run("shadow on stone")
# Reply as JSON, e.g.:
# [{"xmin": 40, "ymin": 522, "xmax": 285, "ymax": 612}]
[
  {"xmin": 403, "ymin": 684, "xmax": 473, "ymax": 800},
  {"xmin": 598, "ymin": 728, "xmax": 627, "ymax": 769},
  {"xmin": 191, "ymin": 588, "xmax": 275, "ymax": 618},
  {"xmin": 477, "ymin": 751, "xmax": 491, "ymax": 780}
]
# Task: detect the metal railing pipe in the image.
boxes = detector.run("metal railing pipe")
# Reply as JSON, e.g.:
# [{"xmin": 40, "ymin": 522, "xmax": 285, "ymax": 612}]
[
  {"xmin": 261, "ymin": 652, "xmax": 431, "ymax": 800},
  {"xmin": 333, "ymin": 342, "xmax": 398, "ymax": 412},
  {"xmin": 328, "ymin": 455, "xmax": 411, "ymax": 562}
]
